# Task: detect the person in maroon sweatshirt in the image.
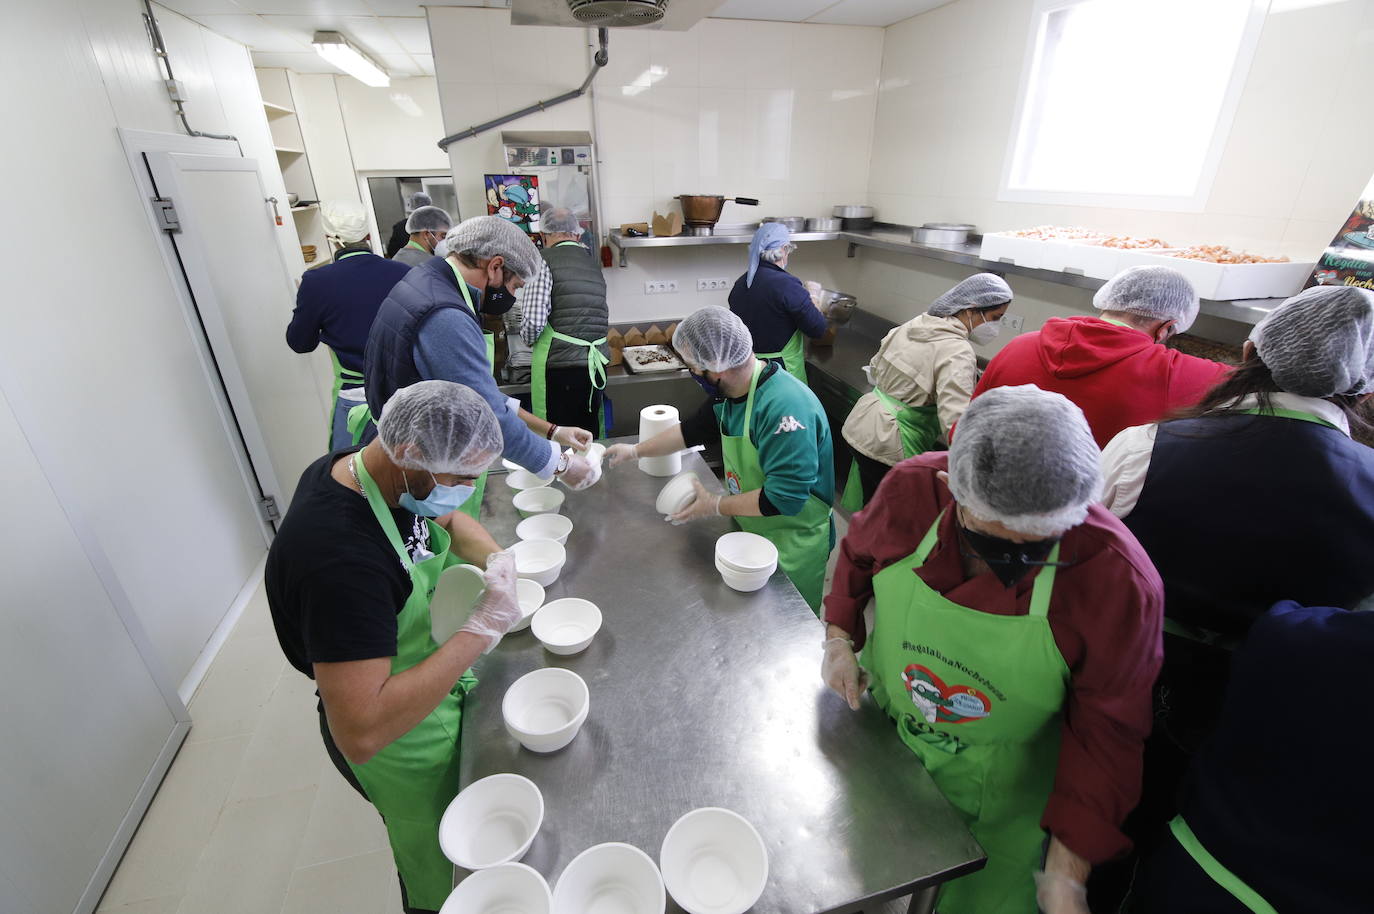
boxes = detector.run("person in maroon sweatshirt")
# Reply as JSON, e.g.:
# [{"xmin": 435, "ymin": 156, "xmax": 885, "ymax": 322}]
[{"xmin": 972, "ymin": 266, "xmax": 1230, "ymax": 447}]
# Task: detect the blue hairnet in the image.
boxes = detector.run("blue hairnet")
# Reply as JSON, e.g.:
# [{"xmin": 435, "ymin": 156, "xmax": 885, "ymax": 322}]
[{"xmin": 747, "ymin": 222, "xmax": 791, "ymax": 288}]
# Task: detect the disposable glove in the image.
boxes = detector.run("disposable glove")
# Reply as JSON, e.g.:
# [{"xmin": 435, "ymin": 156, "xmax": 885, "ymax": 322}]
[
  {"xmin": 605, "ymin": 443, "xmax": 639, "ymax": 468},
  {"xmin": 458, "ymin": 551, "xmax": 522, "ymax": 653},
  {"xmin": 667, "ymin": 477, "xmax": 721, "ymax": 525},
  {"xmin": 551, "ymin": 425, "xmax": 594, "ymax": 451},
  {"xmin": 1034, "ymin": 870, "xmax": 1091, "ymax": 914},
  {"xmin": 556, "ymin": 452, "xmax": 602, "ymax": 490},
  {"xmin": 822, "ymin": 637, "xmax": 870, "ymax": 710}
]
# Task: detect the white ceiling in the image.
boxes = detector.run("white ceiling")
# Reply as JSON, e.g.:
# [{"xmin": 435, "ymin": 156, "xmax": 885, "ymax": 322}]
[{"xmin": 156, "ymin": 0, "xmax": 951, "ymax": 77}]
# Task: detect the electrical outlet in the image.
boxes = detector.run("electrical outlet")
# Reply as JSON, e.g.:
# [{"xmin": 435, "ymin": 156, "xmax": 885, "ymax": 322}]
[
  {"xmin": 644, "ymin": 280, "xmax": 679, "ymax": 294},
  {"xmin": 1004, "ymin": 314, "xmax": 1026, "ymax": 335},
  {"xmin": 696, "ymin": 278, "xmax": 731, "ymax": 292}
]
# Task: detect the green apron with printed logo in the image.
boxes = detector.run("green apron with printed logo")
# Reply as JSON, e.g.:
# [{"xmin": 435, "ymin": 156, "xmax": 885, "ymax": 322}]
[
  {"xmin": 841, "ymin": 387, "xmax": 943, "ymax": 512},
  {"xmin": 529, "ymin": 242, "xmax": 609, "ymax": 437},
  {"xmin": 863, "ymin": 510, "xmax": 1069, "ymax": 913},
  {"xmin": 345, "ymin": 454, "xmax": 477, "ymax": 911},
  {"xmin": 1167, "ymin": 816, "xmax": 1278, "ymax": 914},
  {"xmin": 757, "ymin": 329, "xmax": 808, "ymax": 385},
  {"xmin": 345, "ymin": 270, "xmax": 495, "ymax": 519},
  {"xmin": 720, "ymin": 362, "xmax": 833, "ymax": 613}
]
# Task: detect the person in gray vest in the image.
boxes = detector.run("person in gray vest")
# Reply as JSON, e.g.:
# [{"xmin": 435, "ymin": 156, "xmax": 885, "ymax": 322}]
[
  {"xmin": 518, "ymin": 208, "xmax": 610, "ymax": 433},
  {"xmin": 392, "ymin": 205, "xmax": 452, "ymax": 269}
]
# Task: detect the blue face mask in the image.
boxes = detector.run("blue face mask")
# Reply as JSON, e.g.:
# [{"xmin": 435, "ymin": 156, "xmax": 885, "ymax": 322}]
[
  {"xmin": 689, "ymin": 370, "xmax": 721, "ymax": 398},
  {"xmin": 398, "ymin": 471, "xmax": 474, "ymax": 517}
]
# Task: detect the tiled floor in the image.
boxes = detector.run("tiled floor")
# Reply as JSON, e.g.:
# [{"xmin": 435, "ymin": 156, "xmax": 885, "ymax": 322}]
[{"xmin": 98, "ymin": 512, "xmax": 911, "ymax": 914}]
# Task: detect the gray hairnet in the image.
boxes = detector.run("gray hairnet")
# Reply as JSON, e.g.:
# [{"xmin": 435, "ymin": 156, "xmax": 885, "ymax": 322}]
[
  {"xmin": 405, "ymin": 205, "xmax": 453, "ymax": 234},
  {"xmin": 928, "ymin": 273, "xmax": 1014, "ymax": 317},
  {"xmin": 542, "ymin": 208, "xmax": 583, "ymax": 236},
  {"xmin": 405, "ymin": 191, "xmax": 432, "ymax": 213},
  {"xmin": 948, "ymin": 385, "xmax": 1101, "ymax": 537},
  {"xmin": 321, "ymin": 200, "xmax": 369, "ymax": 243},
  {"xmin": 674, "ymin": 307, "xmax": 755, "ymax": 372},
  {"xmin": 376, "ymin": 380, "xmax": 503, "ymax": 476},
  {"xmin": 445, "ymin": 216, "xmax": 542, "ymax": 280},
  {"xmin": 1093, "ymin": 265, "xmax": 1200, "ymax": 332},
  {"xmin": 1249, "ymin": 285, "xmax": 1374, "ymax": 397}
]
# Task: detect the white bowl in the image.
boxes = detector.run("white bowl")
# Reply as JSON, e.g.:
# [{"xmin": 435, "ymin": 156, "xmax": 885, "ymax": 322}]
[
  {"xmin": 660, "ymin": 808, "xmax": 768, "ymax": 914},
  {"xmin": 715, "ymin": 557, "xmax": 772, "ymax": 593},
  {"xmin": 430, "ymin": 564, "xmax": 487, "ymax": 643},
  {"xmin": 511, "ymin": 578, "xmax": 546, "ymax": 633},
  {"xmin": 517, "ymin": 513, "xmax": 574, "ymax": 546},
  {"xmin": 502, "ymin": 667, "xmax": 590, "ymax": 753},
  {"xmin": 580, "ymin": 442, "xmax": 607, "ymax": 467},
  {"xmin": 531, "ymin": 598, "xmax": 602, "ymax": 655},
  {"xmin": 552, "ymin": 843, "xmax": 665, "ymax": 914},
  {"xmin": 511, "ymin": 539, "xmax": 567, "ymax": 587},
  {"xmin": 715, "ymin": 532, "xmax": 779, "ymax": 574},
  {"xmin": 514, "ymin": 486, "xmax": 565, "ymax": 517},
  {"xmin": 505, "ymin": 468, "xmax": 546, "ymax": 490},
  {"xmin": 655, "ymin": 471, "xmax": 700, "ymax": 516},
  {"xmin": 501, "ymin": 458, "xmax": 523, "ymax": 473},
  {"xmin": 440, "ymin": 862, "xmax": 551, "ymax": 914},
  {"xmin": 439, "ymin": 774, "xmax": 544, "ymax": 870}
]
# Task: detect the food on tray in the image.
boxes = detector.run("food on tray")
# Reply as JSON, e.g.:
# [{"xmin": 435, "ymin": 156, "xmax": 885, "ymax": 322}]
[
  {"xmin": 1164, "ymin": 245, "xmax": 1289, "ymax": 264},
  {"xmin": 633, "ymin": 346, "xmax": 676, "ymax": 364},
  {"xmin": 1005, "ymin": 225, "xmax": 1171, "ymax": 249}
]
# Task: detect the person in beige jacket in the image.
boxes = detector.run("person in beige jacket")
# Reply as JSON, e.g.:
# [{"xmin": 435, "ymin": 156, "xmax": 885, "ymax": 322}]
[{"xmin": 841, "ymin": 273, "xmax": 1013, "ymax": 505}]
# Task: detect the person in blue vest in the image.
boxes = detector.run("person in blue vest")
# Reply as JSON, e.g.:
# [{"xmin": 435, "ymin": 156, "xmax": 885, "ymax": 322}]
[
  {"xmin": 1132, "ymin": 600, "xmax": 1374, "ymax": 914},
  {"xmin": 363, "ymin": 215, "xmax": 600, "ymax": 498},
  {"xmin": 391, "ymin": 205, "xmax": 452, "ymax": 269},
  {"xmin": 1097, "ymin": 284, "xmax": 1374, "ymax": 907},
  {"xmin": 287, "ymin": 200, "xmax": 411, "ymax": 450},
  {"xmin": 728, "ymin": 222, "xmax": 836, "ymax": 383}
]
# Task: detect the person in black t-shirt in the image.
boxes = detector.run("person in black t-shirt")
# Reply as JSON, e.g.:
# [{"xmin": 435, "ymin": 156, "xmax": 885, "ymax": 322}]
[{"xmin": 266, "ymin": 380, "xmax": 522, "ymax": 914}]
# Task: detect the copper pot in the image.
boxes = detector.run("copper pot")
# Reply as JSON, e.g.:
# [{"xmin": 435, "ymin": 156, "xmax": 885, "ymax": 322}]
[{"xmin": 676, "ymin": 194, "xmax": 759, "ymax": 228}]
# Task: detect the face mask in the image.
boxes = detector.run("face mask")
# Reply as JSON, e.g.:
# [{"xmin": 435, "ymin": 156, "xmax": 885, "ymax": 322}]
[
  {"xmin": 958, "ymin": 520, "xmax": 1061, "ymax": 589},
  {"xmin": 969, "ymin": 319, "xmax": 1002, "ymax": 344},
  {"xmin": 398, "ymin": 470, "xmax": 474, "ymax": 517},
  {"xmin": 689, "ymin": 370, "xmax": 721, "ymax": 398},
  {"xmin": 481, "ymin": 285, "xmax": 515, "ymax": 315}
]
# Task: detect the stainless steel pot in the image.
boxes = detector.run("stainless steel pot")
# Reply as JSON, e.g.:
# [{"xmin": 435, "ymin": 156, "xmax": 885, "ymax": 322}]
[
  {"xmin": 805, "ymin": 217, "xmax": 842, "ymax": 232},
  {"xmin": 763, "ymin": 216, "xmax": 806, "ymax": 232},
  {"xmin": 817, "ymin": 289, "xmax": 857, "ymax": 324},
  {"xmin": 832, "ymin": 204, "xmax": 875, "ymax": 219},
  {"xmin": 677, "ymin": 193, "xmax": 760, "ymax": 233},
  {"xmin": 913, "ymin": 223, "xmax": 976, "ymax": 246}
]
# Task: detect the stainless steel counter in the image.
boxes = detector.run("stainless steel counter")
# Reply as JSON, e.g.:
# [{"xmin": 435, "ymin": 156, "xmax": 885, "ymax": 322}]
[{"xmin": 460, "ymin": 449, "xmax": 984, "ymax": 912}]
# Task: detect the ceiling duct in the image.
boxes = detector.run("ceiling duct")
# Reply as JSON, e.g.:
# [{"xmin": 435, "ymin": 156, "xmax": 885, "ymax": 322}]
[
  {"xmin": 568, "ymin": 0, "xmax": 666, "ymax": 26},
  {"xmin": 511, "ymin": 0, "xmax": 723, "ymax": 31}
]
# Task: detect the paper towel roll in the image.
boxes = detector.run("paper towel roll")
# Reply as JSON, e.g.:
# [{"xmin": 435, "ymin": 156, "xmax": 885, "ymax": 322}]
[{"xmin": 638, "ymin": 404, "xmax": 683, "ymax": 477}]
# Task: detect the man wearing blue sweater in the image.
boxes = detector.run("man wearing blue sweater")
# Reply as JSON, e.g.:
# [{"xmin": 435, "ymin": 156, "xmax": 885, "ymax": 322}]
[{"xmin": 287, "ymin": 200, "xmax": 411, "ymax": 449}]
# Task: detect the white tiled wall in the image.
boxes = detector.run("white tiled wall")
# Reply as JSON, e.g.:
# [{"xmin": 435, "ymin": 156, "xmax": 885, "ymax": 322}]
[{"xmin": 427, "ymin": 8, "xmax": 882, "ymax": 323}]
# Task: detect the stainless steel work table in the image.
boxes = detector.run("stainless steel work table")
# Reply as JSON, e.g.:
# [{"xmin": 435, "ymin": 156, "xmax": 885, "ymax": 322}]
[{"xmin": 458, "ymin": 446, "xmax": 985, "ymax": 913}]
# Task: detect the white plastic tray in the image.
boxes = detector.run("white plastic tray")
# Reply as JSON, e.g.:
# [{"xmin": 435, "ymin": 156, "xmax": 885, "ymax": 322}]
[{"xmin": 622, "ymin": 344, "xmax": 685, "ymax": 374}]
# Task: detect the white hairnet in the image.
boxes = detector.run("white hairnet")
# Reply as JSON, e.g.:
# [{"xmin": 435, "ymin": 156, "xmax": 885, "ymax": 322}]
[
  {"xmin": 542, "ymin": 208, "xmax": 583, "ymax": 236},
  {"xmin": 1093, "ymin": 265, "xmax": 1200, "ymax": 332},
  {"xmin": 375, "ymin": 380, "xmax": 502, "ymax": 475},
  {"xmin": 405, "ymin": 191, "xmax": 432, "ymax": 213},
  {"xmin": 405, "ymin": 205, "xmax": 453, "ymax": 234},
  {"xmin": 674, "ymin": 307, "xmax": 755, "ymax": 372},
  {"xmin": 929, "ymin": 273, "xmax": 1014, "ymax": 317},
  {"xmin": 321, "ymin": 200, "xmax": 369, "ymax": 243},
  {"xmin": 948, "ymin": 385, "xmax": 1101, "ymax": 537},
  {"xmin": 445, "ymin": 216, "xmax": 542, "ymax": 281},
  {"xmin": 1250, "ymin": 285, "xmax": 1374, "ymax": 397}
]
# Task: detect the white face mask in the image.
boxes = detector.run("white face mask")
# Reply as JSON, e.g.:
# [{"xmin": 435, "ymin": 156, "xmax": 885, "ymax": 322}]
[{"xmin": 969, "ymin": 319, "xmax": 1002, "ymax": 344}]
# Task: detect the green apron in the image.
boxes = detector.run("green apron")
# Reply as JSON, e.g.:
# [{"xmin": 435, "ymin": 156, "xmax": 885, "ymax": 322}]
[
  {"xmin": 329, "ymin": 348, "xmax": 366, "ymax": 447},
  {"xmin": 757, "ymin": 329, "xmax": 808, "ymax": 385},
  {"xmin": 345, "ymin": 270, "xmax": 495, "ymax": 520},
  {"xmin": 863, "ymin": 510, "xmax": 1069, "ymax": 913},
  {"xmin": 841, "ymin": 387, "xmax": 942, "ymax": 512},
  {"xmin": 347, "ymin": 454, "xmax": 477, "ymax": 911},
  {"xmin": 529, "ymin": 241, "xmax": 608, "ymax": 436},
  {"xmin": 721, "ymin": 362, "xmax": 833, "ymax": 613},
  {"xmin": 1168, "ymin": 816, "xmax": 1278, "ymax": 914}
]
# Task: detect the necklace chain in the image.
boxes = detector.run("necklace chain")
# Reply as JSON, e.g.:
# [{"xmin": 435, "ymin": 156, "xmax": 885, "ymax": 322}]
[{"xmin": 348, "ymin": 455, "xmax": 366, "ymax": 497}]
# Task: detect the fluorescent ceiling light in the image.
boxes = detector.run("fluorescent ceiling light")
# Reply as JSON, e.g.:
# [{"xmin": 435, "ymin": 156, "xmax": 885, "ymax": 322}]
[{"xmin": 312, "ymin": 31, "xmax": 390, "ymax": 88}]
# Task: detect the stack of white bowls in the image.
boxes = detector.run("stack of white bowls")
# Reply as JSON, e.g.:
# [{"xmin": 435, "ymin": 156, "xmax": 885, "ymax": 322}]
[{"xmin": 713, "ymin": 532, "xmax": 778, "ymax": 592}]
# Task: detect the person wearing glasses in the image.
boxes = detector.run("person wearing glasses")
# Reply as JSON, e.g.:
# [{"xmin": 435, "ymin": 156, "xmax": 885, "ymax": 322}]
[
  {"xmin": 821, "ymin": 385, "xmax": 1164, "ymax": 914},
  {"xmin": 727, "ymin": 222, "xmax": 836, "ymax": 383}
]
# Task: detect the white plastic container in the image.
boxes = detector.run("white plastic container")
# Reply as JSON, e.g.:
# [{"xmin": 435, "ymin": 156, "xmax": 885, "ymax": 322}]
[
  {"xmin": 1045, "ymin": 241, "xmax": 1123, "ymax": 281},
  {"xmin": 514, "ymin": 486, "xmax": 565, "ymax": 517},
  {"xmin": 517, "ymin": 513, "xmax": 574, "ymax": 545},
  {"xmin": 511, "ymin": 578, "xmax": 546, "ymax": 632},
  {"xmin": 439, "ymin": 863, "xmax": 551, "ymax": 914},
  {"xmin": 511, "ymin": 539, "xmax": 567, "ymax": 587},
  {"xmin": 505, "ymin": 468, "xmax": 546, "ymax": 490},
  {"xmin": 1112, "ymin": 250, "xmax": 1316, "ymax": 300},
  {"xmin": 430, "ymin": 564, "xmax": 486, "ymax": 644},
  {"xmin": 501, "ymin": 458, "xmax": 523, "ymax": 473},
  {"xmin": 502, "ymin": 667, "xmax": 590, "ymax": 753},
  {"xmin": 655, "ymin": 471, "xmax": 700, "ymax": 516},
  {"xmin": 715, "ymin": 532, "xmax": 779, "ymax": 574},
  {"xmin": 439, "ymin": 774, "xmax": 544, "ymax": 870},
  {"xmin": 659, "ymin": 808, "xmax": 768, "ymax": 914},
  {"xmin": 715, "ymin": 557, "xmax": 773, "ymax": 593},
  {"xmin": 531, "ymin": 598, "xmax": 603, "ymax": 655},
  {"xmin": 979, "ymin": 233, "xmax": 1046, "ymax": 269},
  {"xmin": 552, "ymin": 843, "xmax": 666, "ymax": 914}
]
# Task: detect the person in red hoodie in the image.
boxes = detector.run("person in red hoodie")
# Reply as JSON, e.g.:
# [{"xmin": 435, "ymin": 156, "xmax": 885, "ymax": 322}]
[{"xmin": 972, "ymin": 266, "xmax": 1230, "ymax": 447}]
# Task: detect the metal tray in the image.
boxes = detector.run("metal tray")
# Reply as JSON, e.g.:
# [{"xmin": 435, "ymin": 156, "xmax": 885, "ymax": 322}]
[{"xmin": 622, "ymin": 344, "xmax": 685, "ymax": 374}]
